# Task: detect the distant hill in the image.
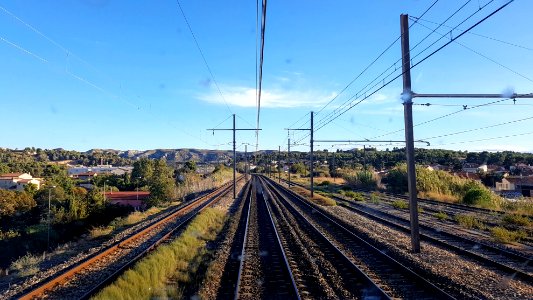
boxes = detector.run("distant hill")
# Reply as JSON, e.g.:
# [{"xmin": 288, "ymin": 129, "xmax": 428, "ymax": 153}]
[{"xmin": 86, "ymin": 148, "xmax": 276, "ymax": 164}]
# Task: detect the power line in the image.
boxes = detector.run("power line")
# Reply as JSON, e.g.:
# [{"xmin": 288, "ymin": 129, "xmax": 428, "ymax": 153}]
[
  {"xmin": 314, "ymin": 0, "xmax": 441, "ymax": 118},
  {"xmin": 372, "ymin": 98, "xmax": 514, "ymax": 139},
  {"xmin": 312, "ymin": 0, "xmax": 443, "ymax": 127},
  {"xmin": 0, "ymin": 17, "xmax": 215, "ymax": 147},
  {"xmin": 313, "ymin": 0, "xmax": 514, "ymax": 136},
  {"xmin": 412, "ymin": 16, "xmax": 533, "ymax": 51},
  {"xmin": 175, "ymin": 0, "xmax": 233, "ymax": 115},
  {"xmin": 413, "ymin": 17, "xmax": 533, "ymax": 83},
  {"xmin": 421, "ymin": 115, "xmax": 533, "ymax": 140},
  {"xmin": 431, "ymin": 131, "xmax": 533, "ymax": 147},
  {"xmin": 256, "ymin": 0, "xmax": 268, "ymax": 151}
]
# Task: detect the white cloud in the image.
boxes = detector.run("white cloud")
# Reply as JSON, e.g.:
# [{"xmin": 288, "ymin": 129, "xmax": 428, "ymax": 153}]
[{"xmin": 197, "ymin": 85, "xmax": 336, "ymax": 108}]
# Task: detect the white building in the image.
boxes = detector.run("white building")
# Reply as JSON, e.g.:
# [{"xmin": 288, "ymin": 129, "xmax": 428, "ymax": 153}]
[
  {"xmin": 68, "ymin": 165, "xmax": 133, "ymax": 177},
  {"xmin": 0, "ymin": 173, "xmax": 42, "ymax": 191}
]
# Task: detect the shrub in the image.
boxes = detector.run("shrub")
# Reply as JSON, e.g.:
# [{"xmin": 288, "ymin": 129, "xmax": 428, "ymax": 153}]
[
  {"xmin": 392, "ymin": 200, "xmax": 408, "ymax": 210},
  {"xmin": 344, "ymin": 191, "xmax": 356, "ymax": 198},
  {"xmin": 502, "ymin": 214, "xmax": 531, "ymax": 227},
  {"xmin": 0, "ymin": 229, "xmax": 20, "ymax": 240},
  {"xmin": 318, "ymin": 180, "xmax": 331, "ymax": 186},
  {"xmin": 434, "ymin": 211, "xmax": 448, "ymax": 221},
  {"xmin": 491, "ymin": 226, "xmax": 527, "ymax": 244},
  {"xmin": 352, "ymin": 192, "xmax": 365, "ymax": 202},
  {"xmin": 369, "ymin": 192, "xmax": 380, "ymax": 204},
  {"xmin": 462, "ymin": 188, "xmax": 493, "ymax": 207},
  {"xmin": 343, "ymin": 170, "xmax": 378, "ymax": 189},
  {"xmin": 10, "ymin": 253, "xmax": 43, "ymax": 277},
  {"xmin": 455, "ymin": 214, "xmax": 485, "ymax": 229}
]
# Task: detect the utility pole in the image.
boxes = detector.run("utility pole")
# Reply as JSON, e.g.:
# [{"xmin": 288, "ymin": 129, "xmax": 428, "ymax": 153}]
[
  {"xmin": 278, "ymin": 145, "xmax": 281, "ymax": 183},
  {"xmin": 401, "ymin": 14, "xmax": 420, "ymax": 253},
  {"xmin": 285, "ymin": 112, "xmax": 314, "ymax": 197},
  {"xmin": 310, "ymin": 111, "xmax": 314, "ymax": 198},
  {"xmin": 288, "ymin": 137, "xmax": 291, "ymax": 187},
  {"xmin": 207, "ymin": 114, "xmax": 261, "ymax": 198},
  {"xmin": 233, "ymin": 114, "xmax": 236, "ymax": 198},
  {"xmin": 245, "ymin": 144, "xmax": 248, "ymax": 181},
  {"xmin": 363, "ymin": 145, "xmax": 367, "ymax": 170},
  {"xmin": 332, "ymin": 150, "xmax": 336, "ymax": 183}
]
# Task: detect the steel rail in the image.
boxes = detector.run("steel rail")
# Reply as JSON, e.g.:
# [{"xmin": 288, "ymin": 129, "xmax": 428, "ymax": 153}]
[
  {"xmin": 264, "ymin": 176, "xmax": 454, "ymax": 299},
  {"xmin": 17, "ymin": 177, "xmax": 242, "ymax": 300},
  {"xmin": 258, "ymin": 176, "xmax": 392, "ymax": 299}
]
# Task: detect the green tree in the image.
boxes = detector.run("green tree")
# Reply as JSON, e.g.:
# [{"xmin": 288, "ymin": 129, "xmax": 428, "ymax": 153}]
[
  {"xmin": 0, "ymin": 190, "xmax": 36, "ymax": 217},
  {"xmin": 148, "ymin": 159, "xmax": 176, "ymax": 206}
]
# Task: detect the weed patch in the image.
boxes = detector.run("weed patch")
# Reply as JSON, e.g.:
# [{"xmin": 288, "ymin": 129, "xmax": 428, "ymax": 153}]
[
  {"xmin": 502, "ymin": 214, "xmax": 531, "ymax": 227},
  {"xmin": 392, "ymin": 200, "xmax": 409, "ymax": 210},
  {"xmin": 89, "ymin": 226, "xmax": 113, "ymax": 239},
  {"xmin": 369, "ymin": 192, "xmax": 380, "ymax": 204},
  {"xmin": 455, "ymin": 214, "xmax": 485, "ymax": 230},
  {"xmin": 491, "ymin": 226, "xmax": 527, "ymax": 244},
  {"xmin": 434, "ymin": 211, "xmax": 448, "ymax": 221},
  {"xmin": 10, "ymin": 253, "xmax": 43, "ymax": 277}
]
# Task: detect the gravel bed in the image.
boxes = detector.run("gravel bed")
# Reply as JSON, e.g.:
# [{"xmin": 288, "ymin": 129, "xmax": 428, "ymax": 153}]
[
  {"xmin": 356, "ymin": 198, "xmax": 533, "ymax": 257},
  {"xmin": 195, "ymin": 179, "xmax": 250, "ymax": 299},
  {"xmin": 267, "ymin": 188, "xmax": 356, "ymax": 299},
  {"xmin": 322, "ymin": 204, "xmax": 533, "ymax": 299}
]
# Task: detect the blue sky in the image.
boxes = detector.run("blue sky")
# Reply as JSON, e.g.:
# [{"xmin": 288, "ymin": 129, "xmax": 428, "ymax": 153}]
[{"xmin": 0, "ymin": 0, "xmax": 532, "ymax": 153}]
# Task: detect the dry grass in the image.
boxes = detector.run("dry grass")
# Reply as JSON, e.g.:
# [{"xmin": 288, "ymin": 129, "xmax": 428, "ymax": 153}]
[
  {"xmin": 10, "ymin": 253, "xmax": 43, "ymax": 277},
  {"xmin": 93, "ymin": 208, "xmax": 227, "ymax": 300},
  {"xmin": 89, "ymin": 226, "xmax": 114, "ymax": 239},
  {"xmin": 293, "ymin": 186, "xmax": 336, "ymax": 206},
  {"xmin": 419, "ymin": 191, "xmax": 459, "ymax": 203}
]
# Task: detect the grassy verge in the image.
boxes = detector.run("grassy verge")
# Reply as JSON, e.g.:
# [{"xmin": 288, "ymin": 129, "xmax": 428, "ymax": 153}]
[
  {"xmin": 93, "ymin": 208, "xmax": 226, "ymax": 300},
  {"xmin": 293, "ymin": 186, "xmax": 336, "ymax": 206}
]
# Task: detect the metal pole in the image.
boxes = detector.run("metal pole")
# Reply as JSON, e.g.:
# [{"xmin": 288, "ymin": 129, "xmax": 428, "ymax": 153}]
[
  {"xmin": 332, "ymin": 151, "xmax": 336, "ymax": 183},
  {"xmin": 278, "ymin": 145, "xmax": 281, "ymax": 183},
  {"xmin": 245, "ymin": 144, "xmax": 248, "ymax": 181},
  {"xmin": 401, "ymin": 14, "xmax": 420, "ymax": 253},
  {"xmin": 363, "ymin": 145, "xmax": 366, "ymax": 170},
  {"xmin": 310, "ymin": 111, "xmax": 314, "ymax": 198},
  {"xmin": 233, "ymin": 114, "xmax": 236, "ymax": 199},
  {"xmin": 47, "ymin": 188, "xmax": 51, "ymax": 251},
  {"xmin": 288, "ymin": 137, "xmax": 291, "ymax": 187}
]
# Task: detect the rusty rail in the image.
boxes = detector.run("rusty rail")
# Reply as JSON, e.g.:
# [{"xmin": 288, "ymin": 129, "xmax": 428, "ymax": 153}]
[{"xmin": 18, "ymin": 176, "xmax": 243, "ymax": 300}]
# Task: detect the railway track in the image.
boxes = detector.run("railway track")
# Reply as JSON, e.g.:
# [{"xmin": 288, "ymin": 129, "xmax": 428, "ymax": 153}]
[
  {"xmin": 282, "ymin": 178, "xmax": 533, "ymax": 243},
  {"xmin": 282, "ymin": 179, "xmax": 532, "ymax": 282},
  {"xmin": 233, "ymin": 177, "xmax": 300, "ymax": 299},
  {"xmin": 282, "ymin": 178, "xmax": 531, "ymax": 220},
  {"xmin": 334, "ymin": 195, "xmax": 533, "ymax": 283},
  {"xmin": 13, "ymin": 177, "xmax": 242, "ymax": 300},
  {"xmin": 260, "ymin": 175, "xmax": 452, "ymax": 299}
]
